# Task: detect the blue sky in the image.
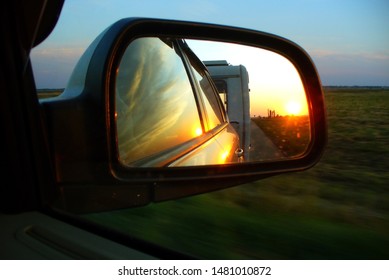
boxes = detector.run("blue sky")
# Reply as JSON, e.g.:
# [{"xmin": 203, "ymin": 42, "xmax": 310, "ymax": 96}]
[{"xmin": 31, "ymin": 0, "xmax": 389, "ymax": 88}]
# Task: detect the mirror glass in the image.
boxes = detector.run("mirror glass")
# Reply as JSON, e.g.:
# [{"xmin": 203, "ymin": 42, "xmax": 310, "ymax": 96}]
[{"xmin": 115, "ymin": 37, "xmax": 310, "ymax": 167}]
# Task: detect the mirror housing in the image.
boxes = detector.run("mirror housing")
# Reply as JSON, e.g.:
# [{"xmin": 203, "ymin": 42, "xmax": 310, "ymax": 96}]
[{"xmin": 40, "ymin": 18, "xmax": 327, "ymax": 213}]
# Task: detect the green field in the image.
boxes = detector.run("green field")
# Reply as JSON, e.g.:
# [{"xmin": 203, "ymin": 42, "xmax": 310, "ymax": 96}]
[{"xmin": 86, "ymin": 87, "xmax": 389, "ymax": 259}]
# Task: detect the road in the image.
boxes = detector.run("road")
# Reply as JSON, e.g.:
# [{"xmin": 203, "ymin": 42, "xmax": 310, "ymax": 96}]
[{"xmin": 247, "ymin": 119, "xmax": 284, "ymax": 162}]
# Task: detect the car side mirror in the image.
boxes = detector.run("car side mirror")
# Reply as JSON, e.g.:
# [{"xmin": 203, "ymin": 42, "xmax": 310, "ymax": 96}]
[{"xmin": 40, "ymin": 18, "xmax": 327, "ymax": 213}]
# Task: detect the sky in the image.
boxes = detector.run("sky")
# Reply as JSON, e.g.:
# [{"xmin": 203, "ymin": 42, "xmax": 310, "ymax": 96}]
[
  {"xmin": 187, "ymin": 40, "xmax": 309, "ymax": 117},
  {"xmin": 31, "ymin": 0, "xmax": 389, "ymax": 88}
]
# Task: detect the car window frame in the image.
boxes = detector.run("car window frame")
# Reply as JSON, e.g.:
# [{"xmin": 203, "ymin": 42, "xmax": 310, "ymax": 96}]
[{"xmin": 177, "ymin": 40, "xmax": 229, "ymax": 132}]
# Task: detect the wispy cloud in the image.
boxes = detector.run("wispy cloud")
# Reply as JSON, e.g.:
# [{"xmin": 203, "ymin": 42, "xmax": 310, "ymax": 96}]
[
  {"xmin": 31, "ymin": 47, "xmax": 85, "ymax": 88},
  {"xmin": 310, "ymin": 50, "xmax": 389, "ymax": 61},
  {"xmin": 309, "ymin": 49, "xmax": 389, "ymax": 86},
  {"xmin": 32, "ymin": 47, "xmax": 85, "ymax": 60}
]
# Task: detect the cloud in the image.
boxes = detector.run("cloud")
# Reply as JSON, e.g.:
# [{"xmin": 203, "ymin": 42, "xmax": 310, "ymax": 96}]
[
  {"xmin": 310, "ymin": 50, "xmax": 389, "ymax": 61},
  {"xmin": 31, "ymin": 47, "xmax": 85, "ymax": 60},
  {"xmin": 31, "ymin": 47, "xmax": 85, "ymax": 88},
  {"xmin": 308, "ymin": 49, "xmax": 389, "ymax": 86}
]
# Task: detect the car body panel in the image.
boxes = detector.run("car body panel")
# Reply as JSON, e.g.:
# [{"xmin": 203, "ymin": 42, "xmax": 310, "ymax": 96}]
[{"xmin": 169, "ymin": 124, "xmax": 240, "ymax": 166}]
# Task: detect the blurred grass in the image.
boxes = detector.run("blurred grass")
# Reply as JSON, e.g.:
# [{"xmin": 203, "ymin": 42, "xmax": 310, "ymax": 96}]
[{"xmin": 86, "ymin": 87, "xmax": 389, "ymax": 259}]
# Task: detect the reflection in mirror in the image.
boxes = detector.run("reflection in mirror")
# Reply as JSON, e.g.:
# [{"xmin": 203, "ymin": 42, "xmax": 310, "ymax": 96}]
[
  {"xmin": 115, "ymin": 37, "xmax": 310, "ymax": 167},
  {"xmin": 189, "ymin": 40, "xmax": 310, "ymax": 162}
]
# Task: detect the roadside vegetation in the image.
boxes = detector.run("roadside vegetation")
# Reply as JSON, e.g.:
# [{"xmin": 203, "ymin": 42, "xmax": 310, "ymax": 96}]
[
  {"xmin": 84, "ymin": 87, "xmax": 389, "ymax": 259},
  {"xmin": 252, "ymin": 115, "xmax": 310, "ymax": 157}
]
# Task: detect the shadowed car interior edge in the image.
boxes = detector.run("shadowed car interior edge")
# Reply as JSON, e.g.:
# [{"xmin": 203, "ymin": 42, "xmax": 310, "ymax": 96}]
[{"xmin": 1, "ymin": 1, "xmax": 326, "ymax": 260}]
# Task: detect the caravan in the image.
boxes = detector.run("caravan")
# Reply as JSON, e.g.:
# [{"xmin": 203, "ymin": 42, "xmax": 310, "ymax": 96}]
[{"xmin": 204, "ymin": 60, "xmax": 251, "ymax": 160}]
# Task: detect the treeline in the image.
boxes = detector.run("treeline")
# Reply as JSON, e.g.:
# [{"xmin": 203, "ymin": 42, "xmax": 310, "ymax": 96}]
[
  {"xmin": 324, "ymin": 86, "xmax": 389, "ymax": 90},
  {"xmin": 37, "ymin": 88, "xmax": 65, "ymax": 92},
  {"xmin": 37, "ymin": 88, "xmax": 64, "ymax": 98}
]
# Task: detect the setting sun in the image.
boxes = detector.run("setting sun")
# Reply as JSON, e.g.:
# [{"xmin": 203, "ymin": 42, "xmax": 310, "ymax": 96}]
[
  {"xmin": 193, "ymin": 127, "xmax": 203, "ymax": 137},
  {"xmin": 286, "ymin": 101, "xmax": 302, "ymax": 115}
]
